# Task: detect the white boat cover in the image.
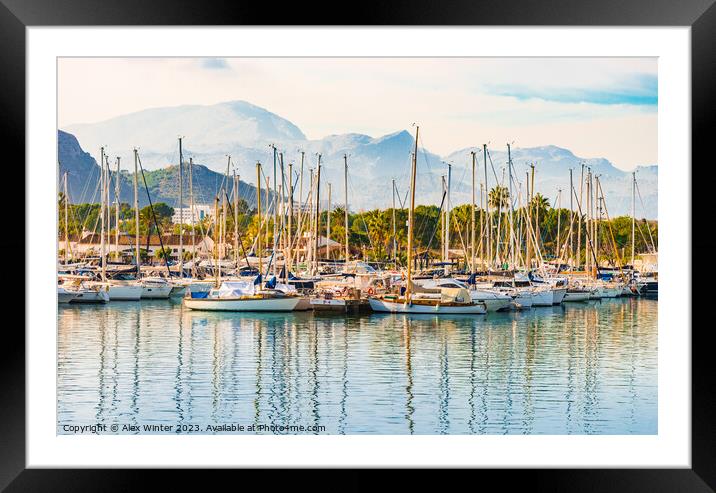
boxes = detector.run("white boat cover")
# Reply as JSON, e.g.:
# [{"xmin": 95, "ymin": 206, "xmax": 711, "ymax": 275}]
[
  {"xmin": 216, "ymin": 281, "xmax": 256, "ymax": 298},
  {"xmin": 275, "ymin": 283, "xmax": 297, "ymax": 294}
]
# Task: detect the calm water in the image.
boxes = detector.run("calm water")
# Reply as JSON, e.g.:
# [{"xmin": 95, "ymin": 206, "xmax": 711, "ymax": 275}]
[{"xmin": 58, "ymin": 298, "xmax": 657, "ymax": 435}]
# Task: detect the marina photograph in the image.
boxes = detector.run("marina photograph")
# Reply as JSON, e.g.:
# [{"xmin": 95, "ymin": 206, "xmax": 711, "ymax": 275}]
[{"xmin": 56, "ymin": 56, "xmax": 658, "ymax": 436}]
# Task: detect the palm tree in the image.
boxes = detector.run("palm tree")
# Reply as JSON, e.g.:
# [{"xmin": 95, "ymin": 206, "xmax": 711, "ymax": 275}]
[
  {"xmin": 488, "ymin": 186, "xmax": 510, "ymax": 210},
  {"xmin": 530, "ymin": 193, "xmax": 550, "ymax": 213}
]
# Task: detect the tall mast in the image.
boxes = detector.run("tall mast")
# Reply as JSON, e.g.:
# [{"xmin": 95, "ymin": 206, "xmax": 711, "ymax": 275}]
[
  {"xmin": 114, "ymin": 157, "xmax": 120, "ymax": 258},
  {"xmin": 189, "ymin": 157, "xmax": 195, "ymax": 276},
  {"xmin": 470, "ymin": 152, "xmax": 476, "ymax": 274},
  {"xmin": 446, "ymin": 163, "xmax": 452, "ymax": 273},
  {"xmin": 314, "ymin": 155, "xmax": 322, "ymax": 274},
  {"xmin": 256, "ymin": 162, "xmax": 262, "ymax": 276},
  {"xmin": 214, "ymin": 196, "xmax": 219, "ymax": 286},
  {"xmin": 100, "ymin": 147, "xmax": 106, "ymax": 282},
  {"xmin": 327, "ymin": 182, "xmax": 332, "ymax": 260},
  {"xmin": 441, "ymin": 175, "xmax": 447, "ymax": 263},
  {"xmin": 234, "ymin": 170, "xmax": 239, "ymax": 269},
  {"xmin": 569, "ymin": 168, "xmax": 574, "ymax": 267},
  {"xmin": 556, "ymin": 189, "xmax": 562, "ymax": 263},
  {"xmin": 585, "ymin": 168, "xmax": 592, "ymax": 275},
  {"xmin": 271, "ymin": 146, "xmax": 278, "ymax": 277},
  {"xmin": 483, "ymin": 144, "xmax": 490, "ymax": 269},
  {"xmin": 577, "ymin": 163, "xmax": 584, "ymax": 269},
  {"xmin": 479, "ymin": 182, "xmax": 484, "ymax": 270},
  {"xmin": 631, "ymin": 171, "xmax": 636, "ymax": 268},
  {"xmin": 63, "ymin": 171, "xmax": 69, "ymax": 263},
  {"xmin": 507, "ymin": 144, "xmax": 515, "ymax": 269},
  {"xmin": 178, "ymin": 137, "xmax": 184, "ymax": 278},
  {"xmin": 288, "ymin": 161, "xmax": 293, "ymax": 274},
  {"xmin": 279, "ymin": 152, "xmax": 285, "ymax": 254},
  {"xmin": 133, "ymin": 149, "xmax": 140, "ymax": 273},
  {"xmin": 223, "ymin": 155, "xmax": 230, "ymax": 264},
  {"xmin": 392, "ymin": 178, "xmax": 397, "ymax": 267},
  {"xmin": 344, "ymin": 154, "xmax": 349, "ymax": 263},
  {"xmin": 299, "ymin": 151, "xmax": 305, "ymax": 221},
  {"xmin": 405, "ymin": 126, "xmax": 419, "ymax": 301}
]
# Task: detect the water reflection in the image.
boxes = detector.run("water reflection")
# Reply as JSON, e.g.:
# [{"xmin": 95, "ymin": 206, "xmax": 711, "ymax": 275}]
[{"xmin": 57, "ymin": 298, "xmax": 658, "ymax": 434}]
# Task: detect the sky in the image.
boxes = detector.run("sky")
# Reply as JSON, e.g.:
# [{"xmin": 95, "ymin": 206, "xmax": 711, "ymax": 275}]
[{"xmin": 58, "ymin": 57, "xmax": 657, "ymax": 171}]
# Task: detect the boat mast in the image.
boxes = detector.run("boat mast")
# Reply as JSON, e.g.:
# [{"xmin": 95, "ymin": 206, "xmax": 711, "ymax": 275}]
[
  {"xmin": 470, "ymin": 151, "xmax": 476, "ymax": 274},
  {"xmin": 344, "ymin": 154, "xmax": 349, "ymax": 264},
  {"xmin": 441, "ymin": 175, "xmax": 447, "ymax": 265},
  {"xmin": 483, "ymin": 144, "xmax": 490, "ymax": 270},
  {"xmin": 577, "ymin": 163, "xmax": 584, "ymax": 269},
  {"xmin": 133, "ymin": 149, "xmax": 140, "ymax": 274},
  {"xmin": 271, "ymin": 146, "xmax": 278, "ymax": 277},
  {"xmin": 234, "ymin": 170, "xmax": 239, "ymax": 270},
  {"xmin": 569, "ymin": 168, "xmax": 574, "ymax": 268},
  {"xmin": 446, "ymin": 162, "xmax": 451, "ymax": 274},
  {"xmin": 256, "ymin": 162, "xmax": 262, "ymax": 276},
  {"xmin": 288, "ymin": 161, "xmax": 293, "ymax": 275},
  {"xmin": 214, "ymin": 195, "xmax": 219, "ymax": 286},
  {"xmin": 507, "ymin": 143, "xmax": 515, "ymax": 269},
  {"xmin": 392, "ymin": 178, "xmax": 397, "ymax": 267},
  {"xmin": 189, "ymin": 157, "xmax": 195, "ymax": 276},
  {"xmin": 178, "ymin": 137, "xmax": 184, "ymax": 279},
  {"xmin": 63, "ymin": 171, "xmax": 69, "ymax": 263},
  {"xmin": 405, "ymin": 126, "xmax": 419, "ymax": 301},
  {"xmin": 631, "ymin": 171, "xmax": 636, "ymax": 268},
  {"xmin": 313, "ymin": 155, "xmax": 322, "ymax": 275},
  {"xmin": 278, "ymin": 152, "xmax": 284, "ymax": 255},
  {"xmin": 479, "ymin": 182, "xmax": 485, "ymax": 270},
  {"xmin": 327, "ymin": 182, "xmax": 332, "ymax": 260},
  {"xmin": 114, "ymin": 157, "xmax": 120, "ymax": 259},
  {"xmin": 556, "ymin": 189, "xmax": 562, "ymax": 264},
  {"xmin": 100, "ymin": 147, "xmax": 106, "ymax": 282}
]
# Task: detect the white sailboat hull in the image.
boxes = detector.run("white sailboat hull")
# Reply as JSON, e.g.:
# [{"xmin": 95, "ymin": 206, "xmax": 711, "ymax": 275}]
[
  {"xmin": 70, "ymin": 289, "xmax": 110, "ymax": 303},
  {"xmin": 368, "ymin": 298, "xmax": 487, "ymax": 314},
  {"xmin": 600, "ymin": 286, "xmax": 622, "ymax": 298},
  {"xmin": 57, "ymin": 288, "xmax": 77, "ymax": 303},
  {"xmin": 563, "ymin": 291, "xmax": 590, "ymax": 302},
  {"xmin": 294, "ymin": 297, "xmax": 312, "ymax": 311},
  {"xmin": 169, "ymin": 285, "xmax": 187, "ymax": 297},
  {"xmin": 531, "ymin": 289, "xmax": 554, "ymax": 307},
  {"xmin": 183, "ymin": 296, "xmax": 300, "ymax": 312},
  {"xmin": 141, "ymin": 284, "xmax": 172, "ymax": 299},
  {"xmin": 511, "ymin": 291, "xmax": 533, "ymax": 309},
  {"xmin": 471, "ymin": 291, "xmax": 512, "ymax": 312},
  {"xmin": 551, "ymin": 287, "xmax": 568, "ymax": 305},
  {"xmin": 107, "ymin": 284, "xmax": 143, "ymax": 300}
]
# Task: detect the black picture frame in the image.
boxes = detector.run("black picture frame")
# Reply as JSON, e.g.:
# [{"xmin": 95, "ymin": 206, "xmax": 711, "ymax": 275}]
[{"xmin": 4, "ymin": 0, "xmax": 711, "ymax": 488}]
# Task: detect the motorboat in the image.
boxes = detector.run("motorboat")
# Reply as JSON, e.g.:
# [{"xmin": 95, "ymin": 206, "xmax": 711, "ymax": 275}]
[
  {"xmin": 140, "ymin": 277, "xmax": 173, "ymax": 299},
  {"xmin": 60, "ymin": 278, "xmax": 110, "ymax": 303},
  {"xmin": 369, "ymin": 287, "xmax": 488, "ymax": 314},
  {"xmin": 57, "ymin": 286, "xmax": 78, "ymax": 303},
  {"xmin": 418, "ymin": 278, "xmax": 512, "ymax": 312}
]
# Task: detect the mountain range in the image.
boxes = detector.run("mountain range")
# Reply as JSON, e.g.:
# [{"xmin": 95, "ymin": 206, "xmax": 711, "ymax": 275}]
[{"xmin": 61, "ymin": 100, "xmax": 657, "ymax": 218}]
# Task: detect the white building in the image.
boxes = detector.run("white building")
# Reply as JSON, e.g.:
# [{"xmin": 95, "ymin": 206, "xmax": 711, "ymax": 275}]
[{"xmin": 172, "ymin": 205, "xmax": 213, "ymax": 224}]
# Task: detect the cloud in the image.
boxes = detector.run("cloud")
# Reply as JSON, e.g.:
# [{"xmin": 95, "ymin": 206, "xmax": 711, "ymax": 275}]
[
  {"xmin": 488, "ymin": 74, "xmax": 657, "ymax": 106},
  {"xmin": 199, "ymin": 58, "xmax": 230, "ymax": 70}
]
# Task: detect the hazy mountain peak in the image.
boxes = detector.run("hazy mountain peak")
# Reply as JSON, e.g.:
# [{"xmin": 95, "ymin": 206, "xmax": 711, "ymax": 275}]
[{"xmin": 59, "ymin": 100, "xmax": 657, "ymax": 218}]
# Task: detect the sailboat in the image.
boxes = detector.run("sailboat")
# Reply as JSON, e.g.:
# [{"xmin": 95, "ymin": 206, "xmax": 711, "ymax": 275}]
[
  {"xmin": 82, "ymin": 149, "xmax": 144, "ymax": 300},
  {"xmin": 368, "ymin": 126, "xmax": 487, "ymax": 315},
  {"xmin": 183, "ymin": 161, "xmax": 301, "ymax": 312}
]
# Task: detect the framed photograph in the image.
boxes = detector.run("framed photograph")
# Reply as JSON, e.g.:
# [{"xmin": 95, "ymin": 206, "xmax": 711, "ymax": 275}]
[{"xmin": 6, "ymin": 0, "xmax": 711, "ymax": 487}]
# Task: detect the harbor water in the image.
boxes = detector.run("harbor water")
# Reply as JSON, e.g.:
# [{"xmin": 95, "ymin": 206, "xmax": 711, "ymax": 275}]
[{"xmin": 58, "ymin": 298, "xmax": 657, "ymax": 434}]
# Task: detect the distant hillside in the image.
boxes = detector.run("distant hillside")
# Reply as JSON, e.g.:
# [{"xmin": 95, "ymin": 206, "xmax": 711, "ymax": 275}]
[
  {"xmin": 58, "ymin": 130, "xmax": 270, "ymax": 208},
  {"xmin": 60, "ymin": 99, "xmax": 658, "ymax": 218}
]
